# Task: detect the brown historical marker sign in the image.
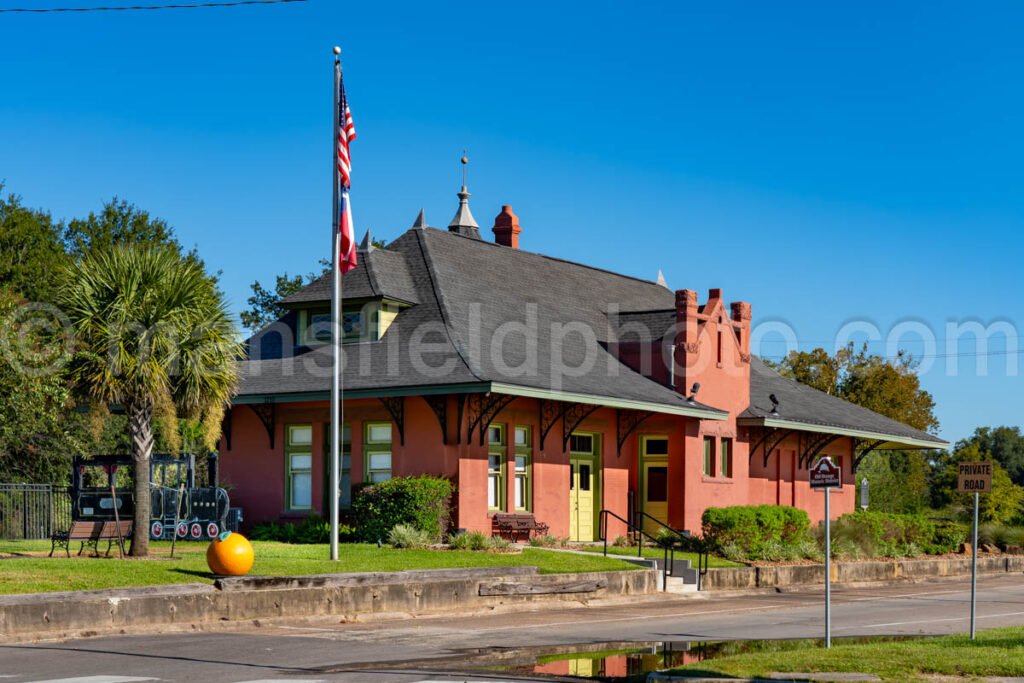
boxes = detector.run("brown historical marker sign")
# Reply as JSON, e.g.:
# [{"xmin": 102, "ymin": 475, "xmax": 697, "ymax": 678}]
[
  {"xmin": 810, "ymin": 456, "xmax": 842, "ymax": 489},
  {"xmin": 957, "ymin": 461, "xmax": 993, "ymax": 493}
]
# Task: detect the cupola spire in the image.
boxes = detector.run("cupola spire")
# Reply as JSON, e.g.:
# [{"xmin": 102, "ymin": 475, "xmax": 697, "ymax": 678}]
[{"xmin": 448, "ymin": 151, "xmax": 481, "ymax": 239}]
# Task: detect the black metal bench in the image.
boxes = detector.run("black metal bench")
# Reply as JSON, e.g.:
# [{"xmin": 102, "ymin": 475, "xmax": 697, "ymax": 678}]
[
  {"xmin": 492, "ymin": 512, "xmax": 550, "ymax": 542},
  {"xmin": 50, "ymin": 520, "xmax": 132, "ymax": 557}
]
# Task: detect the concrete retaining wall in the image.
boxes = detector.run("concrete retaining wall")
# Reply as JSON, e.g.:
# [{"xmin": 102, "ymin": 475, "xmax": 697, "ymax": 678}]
[
  {"xmin": 704, "ymin": 555, "xmax": 1024, "ymax": 591},
  {"xmin": 0, "ymin": 566, "xmax": 657, "ymax": 640}
]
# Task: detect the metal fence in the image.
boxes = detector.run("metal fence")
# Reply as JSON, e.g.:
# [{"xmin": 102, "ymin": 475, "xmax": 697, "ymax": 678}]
[{"xmin": 0, "ymin": 484, "xmax": 73, "ymax": 540}]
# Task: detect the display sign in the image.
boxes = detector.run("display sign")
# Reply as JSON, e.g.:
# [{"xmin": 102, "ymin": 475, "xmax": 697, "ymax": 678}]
[
  {"xmin": 957, "ymin": 461, "xmax": 993, "ymax": 494},
  {"xmin": 810, "ymin": 456, "xmax": 842, "ymax": 489}
]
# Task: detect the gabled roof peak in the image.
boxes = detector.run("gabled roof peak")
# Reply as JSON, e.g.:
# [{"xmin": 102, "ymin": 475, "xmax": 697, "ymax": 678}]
[{"xmin": 359, "ymin": 227, "xmax": 376, "ymax": 252}]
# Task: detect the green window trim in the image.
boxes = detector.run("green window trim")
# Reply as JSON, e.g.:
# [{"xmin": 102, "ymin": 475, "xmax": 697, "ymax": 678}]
[
  {"xmin": 298, "ymin": 304, "xmax": 373, "ymax": 346},
  {"xmin": 720, "ymin": 437, "xmax": 733, "ymax": 478},
  {"xmin": 322, "ymin": 422, "xmax": 353, "ymax": 510},
  {"xmin": 364, "ymin": 421, "xmax": 393, "ymax": 483},
  {"xmin": 513, "ymin": 425, "xmax": 532, "ymax": 511},
  {"xmin": 285, "ymin": 424, "xmax": 314, "ymax": 511},
  {"xmin": 702, "ymin": 435, "xmax": 715, "ymax": 477},
  {"xmin": 487, "ymin": 423, "xmax": 506, "ymax": 511}
]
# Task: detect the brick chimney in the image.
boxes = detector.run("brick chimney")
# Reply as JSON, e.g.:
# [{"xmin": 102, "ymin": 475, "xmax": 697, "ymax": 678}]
[
  {"xmin": 673, "ymin": 288, "xmax": 752, "ymax": 412},
  {"xmin": 492, "ymin": 205, "xmax": 522, "ymax": 249}
]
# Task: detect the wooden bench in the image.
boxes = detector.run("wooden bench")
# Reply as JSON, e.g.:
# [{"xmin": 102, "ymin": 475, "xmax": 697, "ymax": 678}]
[
  {"xmin": 491, "ymin": 513, "xmax": 549, "ymax": 542},
  {"xmin": 50, "ymin": 520, "xmax": 133, "ymax": 557}
]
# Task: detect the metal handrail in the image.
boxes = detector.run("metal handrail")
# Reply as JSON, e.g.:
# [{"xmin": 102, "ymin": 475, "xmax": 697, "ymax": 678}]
[
  {"xmin": 599, "ymin": 508, "xmax": 710, "ymax": 591},
  {"xmin": 599, "ymin": 509, "xmax": 681, "ymax": 593}
]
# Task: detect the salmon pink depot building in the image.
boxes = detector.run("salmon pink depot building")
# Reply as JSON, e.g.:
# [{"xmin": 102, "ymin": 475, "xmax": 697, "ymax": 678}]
[{"xmin": 220, "ymin": 185, "xmax": 947, "ymax": 541}]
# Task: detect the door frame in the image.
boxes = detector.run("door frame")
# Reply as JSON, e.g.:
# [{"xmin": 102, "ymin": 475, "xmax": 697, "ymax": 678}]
[
  {"xmin": 639, "ymin": 434, "xmax": 669, "ymax": 532},
  {"xmin": 569, "ymin": 431, "xmax": 602, "ymax": 542}
]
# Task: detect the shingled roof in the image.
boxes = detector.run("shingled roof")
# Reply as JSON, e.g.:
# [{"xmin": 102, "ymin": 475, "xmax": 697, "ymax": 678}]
[
  {"xmin": 279, "ymin": 247, "xmax": 419, "ymax": 306},
  {"xmin": 740, "ymin": 357, "xmax": 947, "ymax": 449},
  {"xmin": 236, "ymin": 226, "xmax": 949, "ymax": 448},
  {"xmin": 237, "ymin": 228, "xmax": 722, "ymax": 417}
]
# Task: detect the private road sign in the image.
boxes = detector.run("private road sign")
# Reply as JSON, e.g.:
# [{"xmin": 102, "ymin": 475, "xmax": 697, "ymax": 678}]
[
  {"xmin": 810, "ymin": 456, "xmax": 843, "ymax": 489},
  {"xmin": 957, "ymin": 461, "xmax": 993, "ymax": 494}
]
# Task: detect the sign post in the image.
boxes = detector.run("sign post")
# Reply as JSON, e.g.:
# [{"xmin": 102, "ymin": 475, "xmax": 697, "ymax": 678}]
[
  {"xmin": 810, "ymin": 456, "xmax": 843, "ymax": 649},
  {"xmin": 958, "ymin": 461, "xmax": 993, "ymax": 640}
]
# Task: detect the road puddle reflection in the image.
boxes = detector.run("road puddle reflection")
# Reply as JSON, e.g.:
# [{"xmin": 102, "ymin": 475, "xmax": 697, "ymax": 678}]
[{"xmin": 485, "ymin": 636, "xmax": 926, "ymax": 681}]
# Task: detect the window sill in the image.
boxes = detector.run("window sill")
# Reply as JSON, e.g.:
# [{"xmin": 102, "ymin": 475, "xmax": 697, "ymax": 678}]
[{"xmin": 701, "ymin": 476, "xmax": 734, "ymax": 485}]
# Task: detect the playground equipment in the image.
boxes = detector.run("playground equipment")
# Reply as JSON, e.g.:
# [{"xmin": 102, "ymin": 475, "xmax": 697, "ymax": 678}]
[{"xmin": 71, "ymin": 453, "xmax": 241, "ymax": 542}]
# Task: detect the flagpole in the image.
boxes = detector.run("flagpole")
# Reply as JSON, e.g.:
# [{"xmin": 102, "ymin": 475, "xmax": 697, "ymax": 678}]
[{"xmin": 329, "ymin": 46, "xmax": 342, "ymax": 561}]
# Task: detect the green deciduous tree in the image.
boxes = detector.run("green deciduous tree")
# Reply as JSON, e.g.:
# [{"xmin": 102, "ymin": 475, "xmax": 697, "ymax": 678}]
[
  {"xmin": 770, "ymin": 344, "xmax": 938, "ymax": 432},
  {"xmin": 64, "ymin": 198, "xmax": 180, "ymax": 260},
  {"xmin": 0, "ymin": 188, "xmax": 69, "ymax": 304},
  {"xmin": 60, "ymin": 246, "xmax": 241, "ymax": 556},
  {"xmin": 0, "ymin": 288, "xmax": 85, "ymax": 483},
  {"xmin": 932, "ymin": 443, "xmax": 1024, "ymax": 524},
  {"xmin": 240, "ymin": 273, "xmax": 307, "ymax": 334},
  {"xmin": 955, "ymin": 426, "xmax": 1024, "ymax": 487},
  {"xmin": 770, "ymin": 344, "xmax": 939, "ymax": 514}
]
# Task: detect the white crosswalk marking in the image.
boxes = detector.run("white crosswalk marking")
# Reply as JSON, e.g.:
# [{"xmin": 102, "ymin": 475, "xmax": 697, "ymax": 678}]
[{"xmin": 26, "ymin": 678, "xmax": 158, "ymax": 683}]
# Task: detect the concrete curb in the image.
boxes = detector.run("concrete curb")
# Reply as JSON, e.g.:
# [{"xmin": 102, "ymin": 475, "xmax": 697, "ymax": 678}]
[
  {"xmin": 703, "ymin": 555, "xmax": 1024, "ymax": 590},
  {"xmin": 0, "ymin": 566, "xmax": 657, "ymax": 641}
]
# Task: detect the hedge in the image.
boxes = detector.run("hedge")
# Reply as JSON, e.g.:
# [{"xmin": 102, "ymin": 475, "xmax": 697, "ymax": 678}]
[
  {"xmin": 702, "ymin": 505, "xmax": 812, "ymax": 557},
  {"xmin": 352, "ymin": 475, "xmax": 454, "ymax": 543},
  {"xmin": 831, "ymin": 512, "xmax": 968, "ymax": 556}
]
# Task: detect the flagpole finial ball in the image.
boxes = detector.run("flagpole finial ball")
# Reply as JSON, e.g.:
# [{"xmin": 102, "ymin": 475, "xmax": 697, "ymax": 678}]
[
  {"xmin": 461, "ymin": 154, "xmax": 468, "ymax": 165},
  {"xmin": 333, "ymin": 46, "xmax": 341, "ymax": 55}
]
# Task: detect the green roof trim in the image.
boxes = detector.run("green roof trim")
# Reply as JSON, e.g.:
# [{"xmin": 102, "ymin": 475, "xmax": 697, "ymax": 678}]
[
  {"xmin": 234, "ymin": 380, "xmax": 728, "ymax": 419},
  {"xmin": 737, "ymin": 416, "xmax": 949, "ymax": 450},
  {"xmin": 489, "ymin": 382, "xmax": 728, "ymax": 419}
]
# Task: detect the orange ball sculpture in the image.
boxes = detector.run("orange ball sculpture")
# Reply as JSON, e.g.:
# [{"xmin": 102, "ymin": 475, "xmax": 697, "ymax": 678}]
[{"xmin": 206, "ymin": 531, "xmax": 254, "ymax": 576}]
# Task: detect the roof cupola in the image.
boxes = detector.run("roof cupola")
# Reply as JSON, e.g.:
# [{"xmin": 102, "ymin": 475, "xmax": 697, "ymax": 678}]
[{"xmin": 448, "ymin": 152, "xmax": 481, "ymax": 239}]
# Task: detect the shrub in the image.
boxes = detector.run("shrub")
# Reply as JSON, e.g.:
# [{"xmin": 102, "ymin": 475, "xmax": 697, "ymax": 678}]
[
  {"xmin": 828, "ymin": 511, "xmax": 936, "ymax": 557},
  {"xmin": 529, "ymin": 534, "xmax": 568, "ymax": 548},
  {"xmin": 249, "ymin": 514, "xmax": 354, "ymax": 544},
  {"xmin": 352, "ymin": 476, "xmax": 453, "ymax": 543},
  {"xmin": 611, "ymin": 534, "xmax": 635, "ymax": 548},
  {"xmin": 387, "ymin": 523, "xmax": 433, "ymax": 549},
  {"xmin": 487, "ymin": 535, "xmax": 513, "ymax": 551},
  {"xmin": 927, "ymin": 520, "xmax": 969, "ymax": 554},
  {"xmin": 702, "ymin": 505, "xmax": 812, "ymax": 559},
  {"xmin": 450, "ymin": 530, "xmax": 489, "ymax": 551}
]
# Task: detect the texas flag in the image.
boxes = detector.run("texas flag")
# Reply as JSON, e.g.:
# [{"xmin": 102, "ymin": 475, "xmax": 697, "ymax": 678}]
[{"xmin": 336, "ymin": 60, "xmax": 357, "ymax": 274}]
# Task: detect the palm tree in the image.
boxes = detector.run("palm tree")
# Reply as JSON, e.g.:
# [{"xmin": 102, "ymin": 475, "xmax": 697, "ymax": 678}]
[{"xmin": 60, "ymin": 246, "xmax": 240, "ymax": 556}]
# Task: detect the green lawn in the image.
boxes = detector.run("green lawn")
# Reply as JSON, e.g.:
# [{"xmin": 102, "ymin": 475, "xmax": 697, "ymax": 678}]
[
  {"xmin": 0, "ymin": 540, "xmax": 638, "ymax": 595},
  {"xmin": 668, "ymin": 627, "xmax": 1024, "ymax": 681},
  {"xmin": 571, "ymin": 544, "xmax": 742, "ymax": 568}
]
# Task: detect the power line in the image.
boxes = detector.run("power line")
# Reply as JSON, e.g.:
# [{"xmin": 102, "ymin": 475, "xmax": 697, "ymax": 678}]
[
  {"xmin": 0, "ymin": 0, "xmax": 304, "ymax": 13},
  {"xmin": 756, "ymin": 349, "xmax": 1022, "ymax": 361}
]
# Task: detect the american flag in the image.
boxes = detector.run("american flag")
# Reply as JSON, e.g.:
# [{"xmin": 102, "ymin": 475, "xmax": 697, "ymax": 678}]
[{"xmin": 336, "ymin": 61, "xmax": 357, "ymax": 274}]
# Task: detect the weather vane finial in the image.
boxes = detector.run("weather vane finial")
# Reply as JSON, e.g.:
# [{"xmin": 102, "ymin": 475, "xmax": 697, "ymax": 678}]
[{"xmin": 461, "ymin": 150, "xmax": 468, "ymax": 188}]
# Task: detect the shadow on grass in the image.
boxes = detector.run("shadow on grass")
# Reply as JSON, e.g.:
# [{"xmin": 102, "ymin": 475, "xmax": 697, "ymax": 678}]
[
  {"xmin": 169, "ymin": 568, "xmax": 215, "ymax": 580},
  {"xmin": 663, "ymin": 669, "xmax": 741, "ymax": 679}
]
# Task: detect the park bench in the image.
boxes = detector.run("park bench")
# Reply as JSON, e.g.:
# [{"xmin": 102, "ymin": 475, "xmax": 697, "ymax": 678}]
[
  {"xmin": 50, "ymin": 520, "xmax": 133, "ymax": 558},
  {"xmin": 491, "ymin": 512, "xmax": 550, "ymax": 542}
]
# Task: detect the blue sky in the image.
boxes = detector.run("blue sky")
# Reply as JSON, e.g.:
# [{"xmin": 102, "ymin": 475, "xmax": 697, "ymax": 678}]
[{"xmin": 1, "ymin": 0, "xmax": 1020, "ymax": 443}]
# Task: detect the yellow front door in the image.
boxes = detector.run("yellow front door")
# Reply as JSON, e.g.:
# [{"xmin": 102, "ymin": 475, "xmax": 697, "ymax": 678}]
[
  {"xmin": 570, "ymin": 457, "xmax": 595, "ymax": 541},
  {"xmin": 642, "ymin": 462, "xmax": 669, "ymax": 535}
]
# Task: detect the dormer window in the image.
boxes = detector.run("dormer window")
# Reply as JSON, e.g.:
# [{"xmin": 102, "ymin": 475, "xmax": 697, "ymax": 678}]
[{"xmin": 297, "ymin": 300, "xmax": 404, "ymax": 346}]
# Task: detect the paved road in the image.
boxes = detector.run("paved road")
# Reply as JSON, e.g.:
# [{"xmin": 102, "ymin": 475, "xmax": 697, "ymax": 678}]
[{"xmin": 2, "ymin": 574, "xmax": 1023, "ymax": 682}]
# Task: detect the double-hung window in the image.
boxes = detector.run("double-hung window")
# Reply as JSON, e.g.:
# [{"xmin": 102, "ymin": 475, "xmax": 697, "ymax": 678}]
[
  {"xmin": 513, "ymin": 426, "xmax": 531, "ymax": 511},
  {"xmin": 286, "ymin": 425, "xmax": 314, "ymax": 510},
  {"xmin": 487, "ymin": 424, "xmax": 505, "ymax": 510},
  {"xmin": 364, "ymin": 422, "xmax": 392, "ymax": 483},
  {"xmin": 323, "ymin": 423, "xmax": 353, "ymax": 509},
  {"xmin": 720, "ymin": 437, "xmax": 733, "ymax": 478},
  {"xmin": 702, "ymin": 436, "xmax": 715, "ymax": 477}
]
